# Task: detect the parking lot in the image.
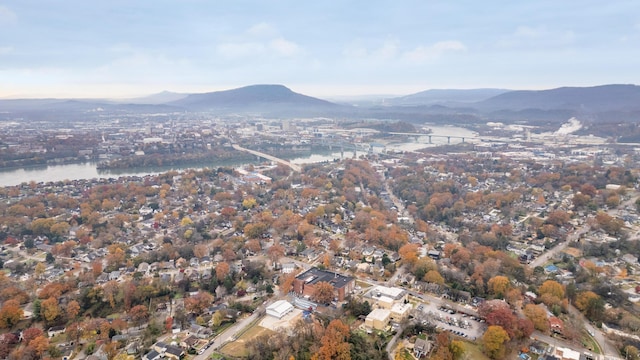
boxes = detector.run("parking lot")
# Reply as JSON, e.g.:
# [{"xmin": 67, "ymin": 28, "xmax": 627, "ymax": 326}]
[{"xmin": 414, "ymin": 301, "xmax": 485, "ymax": 340}]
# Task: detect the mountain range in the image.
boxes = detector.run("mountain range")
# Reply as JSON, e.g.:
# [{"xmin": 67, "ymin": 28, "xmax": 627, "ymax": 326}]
[{"xmin": 2, "ymin": 84, "xmax": 640, "ymax": 126}]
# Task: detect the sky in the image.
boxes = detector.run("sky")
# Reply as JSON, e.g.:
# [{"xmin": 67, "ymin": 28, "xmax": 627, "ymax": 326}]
[{"xmin": 0, "ymin": 1, "xmax": 639, "ymax": 98}]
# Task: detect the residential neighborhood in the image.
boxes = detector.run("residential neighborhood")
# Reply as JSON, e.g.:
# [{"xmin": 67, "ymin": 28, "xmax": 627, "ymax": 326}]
[{"xmin": 1, "ymin": 116, "xmax": 640, "ymax": 360}]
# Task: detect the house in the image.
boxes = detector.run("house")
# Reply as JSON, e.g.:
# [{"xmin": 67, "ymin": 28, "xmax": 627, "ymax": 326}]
[
  {"xmin": 180, "ymin": 335, "xmax": 199, "ymax": 349},
  {"xmin": 413, "ymin": 338, "xmax": 431, "ymax": 358},
  {"xmin": 266, "ymin": 300, "xmax": 295, "ymax": 319},
  {"xmin": 48, "ymin": 325, "xmax": 66, "ymax": 337},
  {"xmin": 553, "ymin": 346, "xmax": 580, "ymax": 360},
  {"xmin": 549, "ymin": 316, "xmax": 564, "ymax": 335},
  {"xmin": 281, "ymin": 262, "xmax": 296, "ymax": 274},
  {"xmin": 427, "ymin": 250, "xmax": 441, "ymax": 260},
  {"xmin": 544, "ymin": 264, "xmax": 559, "ymax": 274},
  {"xmin": 189, "ymin": 323, "xmax": 212, "ymax": 339},
  {"xmin": 293, "ymin": 267, "xmax": 355, "ymax": 302},
  {"xmin": 529, "ymin": 341, "xmax": 547, "ymax": 355},
  {"xmin": 143, "ymin": 350, "xmax": 162, "ymax": 360},
  {"xmin": 164, "ymin": 345, "xmax": 185, "ymax": 360},
  {"xmin": 108, "ymin": 271, "xmax": 121, "ymax": 281}
]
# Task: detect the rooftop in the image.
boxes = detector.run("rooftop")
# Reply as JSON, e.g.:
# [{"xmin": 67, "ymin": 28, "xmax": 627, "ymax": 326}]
[{"xmin": 296, "ymin": 267, "xmax": 354, "ymax": 289}]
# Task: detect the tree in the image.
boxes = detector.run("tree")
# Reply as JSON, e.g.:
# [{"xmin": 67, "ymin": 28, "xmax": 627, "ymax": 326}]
[
  {"xmin": 0, "ymin": 299, "xmax": 23, "ymax": 329},
  {"xmin": 575, "ymin": 291, "xmax": 604, "ymax": 321},
  {"xmin": 67, "ymin": 300, "xmax": 80, "ymax": 321},
  {"xmin": 478, "ymin": 300, "xmax": 517, "ymax": 338},
  {"xmin": 215, "ymin": 262, "xmax": 230, "ymax": 282},
  {"xmin": 212, "ymin": 310, "xmax": 225, "ymax": 327},
  {"xmin": 242, "ymin": 197, "xmax": 257, "ymax": 209},
  {"xmin": 129, "ymin": 305, "xmax": 150, "ymax": 325},
  {"xmin": 29, "ymin": 336, "xmax": 49, "ymax": 357},
  {"xmin": 424, "ymin": 270, "xmax": 445, "ymax": 285},
  {"xmin": 482, "ymin": 325, "xmax": 510, "ymax": 359},
  {"xmin": 184, "ymin": 291, "xmax": 214, "ymax": 314},
  {"xmin": 539, "ymin": 280, "xmax": 565, "ymax": 304},
  {"xmin": 21, "ymin": 327, "xmax": 44, "ymax": 345},
  {"xmin": 398, "ymin": 243, "xmax": 419, "ymax": 264},
  {"xmin": 279, "ymin": 270, "xmax": 299, "ymax": 294},
  {"xmin": 449, "ymin": 340, "xmax": 465, "ymax": 360},
  {"xmin": 35, "ymin": 262, "xmax": 46, "ymax": 280},
  {"xmin": 312, "ymin": 319, "xmax": 351, "ymax": 360},
  {"xmin": 41, "ymin": 297, "xmax": 61, "ymax": 323},
  {"xmin": 623, "ymin": 345, "xmax": 640, "ymax": 360},
  {"xmin": 312, "ymin": 281, "xmax": 335, "ymax": 305},
  {"xmin": 487, "ymin": 276, "xmax": 510, "ymax": 298},
  {"xmin": 523, "ymin": 304, "xmax": 549, "ymax": 332}
]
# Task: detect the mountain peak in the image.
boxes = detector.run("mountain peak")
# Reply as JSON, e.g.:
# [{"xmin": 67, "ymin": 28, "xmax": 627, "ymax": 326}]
[{"xmin": 168, "ymin": 84, "xmax": 339, "ymax": 114}]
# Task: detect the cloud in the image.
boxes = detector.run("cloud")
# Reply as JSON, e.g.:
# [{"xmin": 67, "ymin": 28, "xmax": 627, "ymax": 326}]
[
  {"xmin": 217, "ymin": 42, "xmax": 265, "ymax": 58},
  {"xmin": 343, "ymin": 39, "xmax": 464, "ymax": 64},
  {"xmin": 0, "ymin": 46, "xmax": 13, "ymax": 55},
  {"xmin": 0, "ymin": 5, "xmax": 17, "ymax": 25},
  {"xmin": 216, "ymin": 24, "xmax": 302, "ymax": 59},
  {"xmin": 402, "ymin": 41, "xmax": 466, "ymax": 62},
  {"xmin": 343, "ymin": 40, "xmax": 398, "ymax": 61},
  {"xmin": 246, "ymin": 22, "xmax": 278, "ymax": 38},
  {"xmin": 269, "ymin": 37, "xmax": 300, "ymax": 57},
  {"xmin": 497, "ymin": 25, "xmax": 575, "ymax": 48}
]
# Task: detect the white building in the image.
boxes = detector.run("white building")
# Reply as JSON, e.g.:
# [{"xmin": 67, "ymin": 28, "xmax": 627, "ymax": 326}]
[{"xmin": 266, "ymin": 300, "xmax": 294, "ymax": 319}]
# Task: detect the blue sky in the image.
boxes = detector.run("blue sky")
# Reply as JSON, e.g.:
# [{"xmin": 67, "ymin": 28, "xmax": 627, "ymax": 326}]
[{"xmin": 0, "ymin": 1, "xmax": 639, "ymax": 98}]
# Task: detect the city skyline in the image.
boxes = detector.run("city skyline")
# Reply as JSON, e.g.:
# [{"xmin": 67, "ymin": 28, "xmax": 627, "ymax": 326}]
[{"xmin": 1, "ymin": 1, "xmax": 639, "ymax": 98}]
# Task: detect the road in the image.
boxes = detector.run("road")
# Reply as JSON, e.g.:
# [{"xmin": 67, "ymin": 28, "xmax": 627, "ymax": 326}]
[
  {"xmin": 525, "ymin": 223, "xmax": 623, "ymax": 359},
  {"xmin": 195, "ymin": 300, "xmax": 272, "ymax": 360}
]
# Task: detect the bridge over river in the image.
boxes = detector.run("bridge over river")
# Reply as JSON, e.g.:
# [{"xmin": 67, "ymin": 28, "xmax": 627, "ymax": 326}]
[{"xmin": 231, "ymin": 144, "xmax": 302, "ymax": 172}]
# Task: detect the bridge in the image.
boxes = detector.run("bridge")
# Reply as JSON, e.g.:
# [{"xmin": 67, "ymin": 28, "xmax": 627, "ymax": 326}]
[
  {"xmin": 386, "ymin": 131, "xmax": 475, "ymax": 144},
  {"xmin": 231, "ymin": 144, "xmax": 302, "ymax": 172}
]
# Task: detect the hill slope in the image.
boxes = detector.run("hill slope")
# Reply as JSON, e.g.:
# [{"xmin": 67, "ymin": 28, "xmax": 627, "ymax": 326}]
[
  {"xmin": 169, "ymin": 84, "xmax": 344, "ymax": 114},
  {"xmin": 389, "ymin": 88, "xmax": 509, "ymax": 106},
  {"xmin": 476, "ymin": 84, "xmax": 640, "ymax": 112}
]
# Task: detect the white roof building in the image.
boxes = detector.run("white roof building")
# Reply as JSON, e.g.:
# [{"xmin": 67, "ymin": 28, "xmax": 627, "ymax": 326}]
[{"xmin": 266, "ymin": 300, "xmax": 294, "ymax": 319}]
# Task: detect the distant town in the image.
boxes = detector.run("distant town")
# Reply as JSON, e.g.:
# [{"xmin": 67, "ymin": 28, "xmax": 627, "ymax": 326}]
[{"xmin": 2, "ymin": 109, "xmax": 640, "ymax": 360}]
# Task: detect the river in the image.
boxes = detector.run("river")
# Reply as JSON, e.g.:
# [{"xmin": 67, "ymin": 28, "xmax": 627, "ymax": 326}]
[
  {"xmin": 0, "ymin": 151, "xmax": 359, "ymax": 187},
  {"xmin": 0, "ymin": 125, "xmax": 476, "ymax": 187}
]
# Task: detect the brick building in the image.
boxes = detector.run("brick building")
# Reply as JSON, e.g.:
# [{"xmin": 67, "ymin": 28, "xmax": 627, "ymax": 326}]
[{"xmin": 293, "ymin": 267, "xmax": 354, "ymax": 302}]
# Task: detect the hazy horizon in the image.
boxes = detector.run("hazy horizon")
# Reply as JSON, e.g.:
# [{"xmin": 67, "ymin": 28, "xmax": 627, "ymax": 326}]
[{"xmin": 2, "ymin": 1, "xmax": 639, "ymax": 99}]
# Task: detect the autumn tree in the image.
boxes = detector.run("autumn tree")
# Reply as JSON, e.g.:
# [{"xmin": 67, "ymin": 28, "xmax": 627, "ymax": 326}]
[
  {"xmin": 575, "ymin": 291, "xmax": 604, "ymax": 321},
  {"xmin": 21, "ymin": 327, "xmax": 44, "ymax": 345},
  {"xmin": 424, "ymin": 270, "xmax": 445, "ymax": 285},
  {"xmin": 279, "ymin": 270, "xmax": 300, "ymax": 294},
  {"xmin": 66, "ymin": 300, "xmax": 80, "ymax": 321},
  {"xmin": 312, "ymin": 319, "xmax": 351, "ymax": 360},
  {"xmin": 0, "ymin": 299, "xmax": 23, "ymax": 329},
  {"xmin": 312, "ymin": 281, "xmax": 335, "ymax": 305},
  {"xmin": 184, "ymin": 291, "xmax": 214, "ymax": 314},
  {"xmin": 129, "ymin": 304, "xmax": 150, "ymax": 325},
  {"xmin": 215, "ymin": 262, "xmax": 230, "ymax": 282},
  {"xmin": 193, "ymin": 244, "xmax": 209, "ymax": 259},
  {"xmin": 29, "ymin": 336, "xmax": 49, "ymax": 357},
  {"xmin": 41, "ymin": 297, "xmax": 61, "ymax": 324},
  {"xmin": 478, "ymin": 300, "xmax": 517, "ymax": 338},
  {"xmin": 482, "ymin": 325, "xmax": 510, "ymax": 359},
  {"xmin": 523, "ymin": 304, "xmax": 549, "ymax": 332},
  {"xmin": 398, "ymin": 243, "xmax": 419, "ymax": 264},
  {"xmin": 538, "ymin": 280, "xmax": 565, "ymax": 308},
  {"xmin": 267, "ymin": 244, "xmax": 285, "ymax": 264},
  {"xmin": 487, "ymin": 276, "xmax": 510, "ymax": 298}
]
